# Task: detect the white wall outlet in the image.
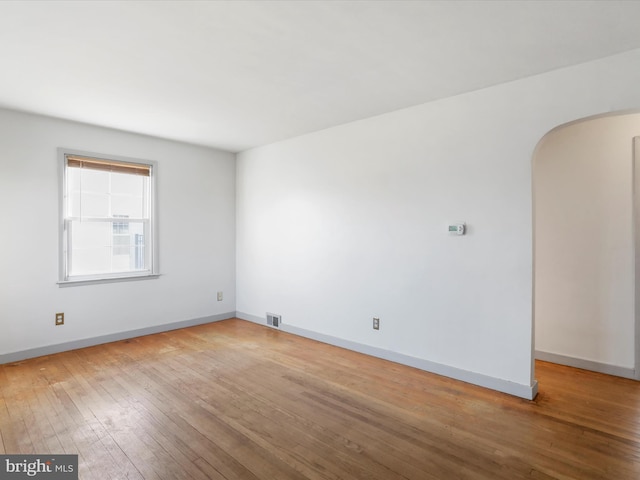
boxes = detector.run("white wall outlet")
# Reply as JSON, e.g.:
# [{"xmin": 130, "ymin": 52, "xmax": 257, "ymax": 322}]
[
  {"xmin": 217, "ymin": 291, "xmax": 223, "ymax": 301},
  {"xmin": 373, "ymin": 317, "xmax": 380, "ymax": 330}
]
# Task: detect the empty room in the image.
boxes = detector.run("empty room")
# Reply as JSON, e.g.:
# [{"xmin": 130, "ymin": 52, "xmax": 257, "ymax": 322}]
[{"xmin": 1, "ymin": 1, "xmax": 639, "ymax": 479}]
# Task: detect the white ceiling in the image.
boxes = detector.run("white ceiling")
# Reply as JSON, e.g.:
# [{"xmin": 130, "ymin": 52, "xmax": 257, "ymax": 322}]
[{"xmin": 1, "ymin": 1, "xmax": 640, "ymax": 153}]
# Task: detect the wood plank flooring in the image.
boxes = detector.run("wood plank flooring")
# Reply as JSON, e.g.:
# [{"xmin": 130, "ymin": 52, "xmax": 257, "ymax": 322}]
[{"xmin": 1, "ymin": 318, "xmax": 639, "ymax": 479}]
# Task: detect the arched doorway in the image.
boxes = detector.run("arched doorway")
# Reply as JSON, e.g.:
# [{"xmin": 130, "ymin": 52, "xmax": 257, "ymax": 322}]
[{"xmin": 533, "ymin": 112, "xmax": 640, "ymax": 379}]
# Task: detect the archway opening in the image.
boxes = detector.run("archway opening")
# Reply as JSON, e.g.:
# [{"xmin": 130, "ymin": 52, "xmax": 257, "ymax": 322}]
[{"xmin": 533, "ymin": 111, "xmax": 640, "ymax": 379}]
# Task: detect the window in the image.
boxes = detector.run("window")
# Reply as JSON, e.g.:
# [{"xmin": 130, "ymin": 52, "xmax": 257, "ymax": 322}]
[{"xmin": 59, "ymin": 149, "xmax": 158, "ymax": 285}]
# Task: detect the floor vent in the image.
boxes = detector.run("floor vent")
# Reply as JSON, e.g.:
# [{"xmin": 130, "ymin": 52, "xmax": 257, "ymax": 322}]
[{"xmin": 267, "ymin": 313, "xmax": 281, "ymax": 328}]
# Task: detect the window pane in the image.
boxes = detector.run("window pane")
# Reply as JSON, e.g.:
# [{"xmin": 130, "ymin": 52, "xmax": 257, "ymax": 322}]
[
  {"xmin": 69, "ymin": 221, "xmax": 111, "ymax": 276},
  {"xmin": 111, "ymin": 172, "xmax": 143, "ymax": 194},
  {"xmin": 80, "ymin": 192, "xmax": 110, "ymax": 217},
  {"xmin": 113, "ymin": 233, "xmax": 130, "ymax": 255},
  {"xmin": 68, "ymin": 168, "xmax": 148, "ymax": 219},
  {"xmin": 68, "ymin": 190, "xmax": 82, "ymax": 217},
  {"xmin": 78, "ymin": 170, "xmax": 110, "ymax": 217},
  {"xmin": 111, "ymin": 194, "xmax": 144, "ymax": 218},
  {"xmin": 68, "ymin": 167, "xmax": 110, "ymax": 218},
  {"xmin": 69, "ymin": 220, "xmax": 147, "ymax": 276},
  {"xmin": 111, "ymin": 172, "xmax": 147, "ymax": 218}
]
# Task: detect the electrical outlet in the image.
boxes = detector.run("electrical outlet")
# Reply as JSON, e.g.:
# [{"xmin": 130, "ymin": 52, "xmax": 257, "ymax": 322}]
[
  {"xmin": 373, "ymin": 317, "xmax": 380, "ymax": 330},
  {"xmin": 55, "ymin": 312, "xmax": 64, "ymax": 326},
  {"xmin": 217, "ymin": 291, "xmax": 223, "ymax": 301}
]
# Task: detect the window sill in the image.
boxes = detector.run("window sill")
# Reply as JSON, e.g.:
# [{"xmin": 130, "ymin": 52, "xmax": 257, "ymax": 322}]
[{"xmin": 57, "ymin": 273, "xmax": 161, "ymax": 287}]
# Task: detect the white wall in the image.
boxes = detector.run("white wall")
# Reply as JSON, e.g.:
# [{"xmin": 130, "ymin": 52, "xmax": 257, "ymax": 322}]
[
  {"xmin": 0, "ymin": 108, "xmax": 236, "ymax": 358},
  {"xmin": 535, "ymin": 114, "xmax": 640, "ymax": 370},
  {"xmin": 236, "ymin": 48, "xmax": 640, "ymax": 396}
]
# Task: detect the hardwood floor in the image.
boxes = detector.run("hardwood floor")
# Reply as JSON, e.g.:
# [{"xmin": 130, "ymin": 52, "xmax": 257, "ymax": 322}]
[{"xmin": 0, "ymin": 319, "xmax": 639, "ymax": 479}]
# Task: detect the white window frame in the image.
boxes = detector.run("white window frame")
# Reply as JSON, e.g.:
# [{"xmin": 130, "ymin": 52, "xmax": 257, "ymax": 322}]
[{"xmin": 58, "ymin": 148, "xmax": 159, "ymax": 286}]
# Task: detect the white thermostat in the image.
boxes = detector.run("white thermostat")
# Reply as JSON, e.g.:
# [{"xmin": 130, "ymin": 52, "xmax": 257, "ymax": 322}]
[{"xmin": 448, "ymin": 223, "xmax": 466, "ymax": 235}]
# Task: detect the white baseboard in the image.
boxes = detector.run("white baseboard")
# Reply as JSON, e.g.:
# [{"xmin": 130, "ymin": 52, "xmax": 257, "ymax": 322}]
[
  {"xmin": 0, "ymin": 311, "xmax": 236, "ymax": 365},
  {"xmin": 237, "ymin": 312, "xmax": 538, "ymax": 400},
  {"xmin": 535, "ymin": 350, "xmax": 636, "ymax": 379}
]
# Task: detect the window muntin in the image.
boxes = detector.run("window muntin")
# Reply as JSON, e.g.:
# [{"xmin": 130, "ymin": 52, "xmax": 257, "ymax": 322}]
[{"xmin": 60, "ymin": 150, "xmax": 157, "ymax": 283}]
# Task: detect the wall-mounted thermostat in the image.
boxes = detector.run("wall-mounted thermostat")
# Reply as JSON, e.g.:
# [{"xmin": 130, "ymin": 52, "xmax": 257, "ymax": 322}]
[{"xmin": 448, "ymin": 223, "xmax": 466, "ymax": 235}]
